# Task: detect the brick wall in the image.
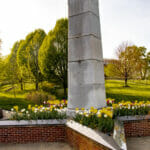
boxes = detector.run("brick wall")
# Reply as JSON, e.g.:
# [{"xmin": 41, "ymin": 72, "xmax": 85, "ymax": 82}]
[
  {"xmin": 66, "ymin": 127, "xmax": 111, "ymax": 150},
  {"xmin": 0, "ymin": 125, "xmax": 66, "ymax": 143},
  {"xmin": 124, "ymin": 119, "xmax": 150, "ymax": 137},
  {"xmin": 0, "ymin": 124, "xmax": 113, "ymax": 150}
]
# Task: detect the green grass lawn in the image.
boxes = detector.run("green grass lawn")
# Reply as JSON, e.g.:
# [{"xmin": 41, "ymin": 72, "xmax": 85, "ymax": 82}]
[
  {"xmin": 0, "ymin": 83, "xmax": 35, "ymax": 110},
  {"xmin": 105, "ymin": 80, "xmax": 150, "ymax": 102},
  {"xmin": 0, "ymin": 80, "xmax": 150, "ymax": 110}
]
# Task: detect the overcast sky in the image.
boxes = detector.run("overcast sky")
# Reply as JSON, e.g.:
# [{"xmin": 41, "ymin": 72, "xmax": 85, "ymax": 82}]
[{"xmin": 0, "ymin": 0, "xmax": 150, "ymax": 58}]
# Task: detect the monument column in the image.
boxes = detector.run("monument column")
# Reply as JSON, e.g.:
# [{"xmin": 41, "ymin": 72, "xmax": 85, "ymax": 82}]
[{"xmin": 68, "ymin": 0, "xmax": 106, "ymax": 109}]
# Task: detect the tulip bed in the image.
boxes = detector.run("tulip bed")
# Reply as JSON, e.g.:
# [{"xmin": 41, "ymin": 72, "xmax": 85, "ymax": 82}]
[
  {"xmin": 74, "ymin": 99, "xmax": 150, "ymax": 133},
  {"xmin": 9, "ymin": 99, "xmax": 150, "ymax": 133},
  {"xmin": 10, "ymin": 100, "xmax": 67, "ymax": 121}
]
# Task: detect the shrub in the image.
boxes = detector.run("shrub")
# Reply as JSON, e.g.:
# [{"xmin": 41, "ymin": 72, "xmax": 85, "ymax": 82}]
[
  {"xmin": 40, "ymin": 82, "xmax": 55, "ymax": 93},
  {"xmin": 26, "ymin": 91, "xmax": 55, "ymax": 105}
]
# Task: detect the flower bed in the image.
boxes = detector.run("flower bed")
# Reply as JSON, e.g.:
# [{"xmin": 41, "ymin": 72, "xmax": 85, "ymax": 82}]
[
  {"xmin": 0, "ymin": 102, "xmax": 68, "ymax": 144},
  {"xmin": 10, "ymin": 103, "xmax": 67, "ymax": 121},
  {"xmin": 73, "ymin": 99, "xmax": 150, "ymax": 133},
  {"xmin": 74, "ymin": 107, "xmax": 114, "ymax": 133},
  {"xmin": 1, "ymin": 99, "xmax": 150, "ymax": 149}
]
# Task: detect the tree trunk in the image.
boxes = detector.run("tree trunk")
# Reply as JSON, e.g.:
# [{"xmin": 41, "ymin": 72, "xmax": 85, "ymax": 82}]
[
  {"xmin": 63, "ymin": 82, "xmax": 67, "ymax": 99},
  {"xmin": 24, "ymin": 82, "xmax": 26, "ymax": 90},
  {"xmin": 12, "ymin": 83, "xmax": 16, "ymax": 98},
  {"xmin": 124, "ymin": 72, "xmax": 128, "ymax": 87},
  {"xmin": 20, "ymin": 78, "xmax": 23, "ymax": 91},
  {"xmin": 35, "ymin": 80, "xmax": 39, "ymax": 91},
  {"xmin": 125, "ymin": 77, "xmax": 128, "ymax": 87}
]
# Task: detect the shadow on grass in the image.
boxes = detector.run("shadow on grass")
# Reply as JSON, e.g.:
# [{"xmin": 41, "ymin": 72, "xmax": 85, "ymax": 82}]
[
  {"xmin": 106, "ymin": 93, "xmax": 150, "ymax": 103},
  {"xmin": 0, "ymin": 96, "xmax": 34, "ymax": 110}
]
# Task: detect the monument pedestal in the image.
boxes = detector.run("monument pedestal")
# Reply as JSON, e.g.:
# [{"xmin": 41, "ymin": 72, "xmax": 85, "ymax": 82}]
[{"xmin": 68, "ymin": 0, "xmax": 106, "ymax": 109}]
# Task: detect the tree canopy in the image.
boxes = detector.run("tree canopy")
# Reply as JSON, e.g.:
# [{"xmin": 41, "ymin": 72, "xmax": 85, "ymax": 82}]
[
  {"xmin": 105, "ymin": 42, "xmax": 150, "ymax": 86},
  {"xmin": 39, "ymin": 18, "xmax": 68, "ymax": 98},
  {"xmin": 17, "ymin": 29, "xmax": 46, "ymax": 90}
]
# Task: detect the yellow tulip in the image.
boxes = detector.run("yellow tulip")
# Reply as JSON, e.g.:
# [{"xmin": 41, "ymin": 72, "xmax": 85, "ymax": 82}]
[
  {"xmin": 13, "ymin": 106, "xmax": 18, "ymax": 112},
  {"xmin": 32, "ymin": 107, "xmax": 35, "ymax": 112},
  {"xmin": 81, "ymin": 108, "xmax": 85, "ymax": 111},
  {"xmin": 28, "ymin": 105, "xmax": 31, "ymax": 110},
  {"xmin": 75, "ymin": 108, "xmax": 79, "ymax": 111}
]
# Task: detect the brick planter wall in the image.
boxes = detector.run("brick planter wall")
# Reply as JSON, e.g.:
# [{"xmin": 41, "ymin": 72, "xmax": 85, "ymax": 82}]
[
  {"xmin": 117, "ymin": 115, "xmax": 150, "ymax": 137},
  {"xmin": 124, "ymin": 119, "xmax": 150, "ymax": 137},
  {"xmin": 0, "ymin": 125, "xmax": 66, "ymax": 143},
  {"xmin": 66, "ymin": 121, "xmax": 119, "ymax": 150},
  {"xmin": 66, "ymin": 127, "xmax": 111, "ymax": 150},
  {"xmin": 0, "ymin": 120, "xmax": 119, "ymax": 149}
]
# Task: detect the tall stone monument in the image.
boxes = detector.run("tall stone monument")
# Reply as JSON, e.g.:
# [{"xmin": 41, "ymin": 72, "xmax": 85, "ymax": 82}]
[{"xmin": 68, "ymin": 0, "xmax": 106, "ymax": 109}]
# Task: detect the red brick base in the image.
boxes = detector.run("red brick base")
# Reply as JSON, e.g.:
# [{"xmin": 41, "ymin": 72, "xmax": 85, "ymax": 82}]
[
  {"xmin": 0, "ymin": 125, "xmax": 66, "ymax": 143},
  {"xmin": 124, "ymin": 119, "xmax": 150, "ymax": 137},
  {"xmin": 66, "ymin": 127, "xmax": 110, "ymax": 150},
  {"xmin": 0, "ymin": 125, "xmax": 112, "ymax": 150}
]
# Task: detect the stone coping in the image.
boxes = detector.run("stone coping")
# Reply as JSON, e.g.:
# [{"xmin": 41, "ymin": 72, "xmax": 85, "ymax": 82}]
[
  {"xmin": 0, "ymin": 119, "xmax": 67, "ymax": 126},
  {"xmin": 117, "ymin": 115, "xmax": 150, "ymax": 121},
  {"xmin": 66, "ymin": 120, "xmax": 120, "ymax": 150}
]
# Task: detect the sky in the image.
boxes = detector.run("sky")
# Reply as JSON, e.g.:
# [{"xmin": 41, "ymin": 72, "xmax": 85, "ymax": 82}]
[{"xmin": 0, "ymin": 0, "xmax": 150, "ymax": 58}]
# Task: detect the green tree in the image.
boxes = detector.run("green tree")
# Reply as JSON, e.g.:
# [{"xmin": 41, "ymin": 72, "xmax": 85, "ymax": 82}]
[
  {"xmin": 17, "ymin": 29, "xmax": 46, "ymax": 90},
  {"xmin": 0, "ymin": 39, "xmax": 4, "ymax": 82},
  {"xmin": 8, "ymin": 41, "xmax": 27, "ymax": 90},
  {"xmin": 142, "ymin": 52, "xmax": 150, "ymax": 79},
  {"xmin": 39, "ymin": 18, "xmax": 68, "ymax": 98}
]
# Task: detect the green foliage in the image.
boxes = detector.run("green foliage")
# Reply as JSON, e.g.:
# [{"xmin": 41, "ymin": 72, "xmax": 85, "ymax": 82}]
[
  {"xmin": 74, "ymin": 114, "xmax": 114, "ymax": 133},
  {"xmin": 17, "ymin": 29, "xmax": 46, "ymax": 90},
  {"xmin": 40, "ymin": 82, "xmax": 55, "ymax": 93},
  {"xmin": 4, "ymin": 42, "xmax": 21, "ymax": 84},
  {"xmin": 113, "ymin": 106, "xmax": 150, "ymax": 117},
  {"xmin": 98, "ymin": 117, "xmax": 114, "ymax": 133},
  {"xmin": 39, "ymin": 18, "xmax": 68, "ymax": 98},
  {"xmin": 26, "ymin": 91, "xmax": 52, "ymax": 105},
  {"xmin": 105, "ymin": 43, "xmax": 149, "ymax": 86}
]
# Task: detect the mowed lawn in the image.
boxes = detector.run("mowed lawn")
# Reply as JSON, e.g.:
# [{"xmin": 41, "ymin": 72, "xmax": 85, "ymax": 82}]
[
  {"xmin": 105, "ymin": 80, "xmax": 150, "ymax": 102},
  {"xmin": 0, "ymin": 83, "xmax": 35, "ymax": 110},
  {"xmin": 0, "ymin": 80, "xmax": 150, "ymax": 110}
]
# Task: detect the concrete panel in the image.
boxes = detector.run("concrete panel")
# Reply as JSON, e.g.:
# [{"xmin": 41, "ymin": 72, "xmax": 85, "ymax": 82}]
[
  {"xmin": 68, "ymin": 35, "xmax": 103, "ymax": 61},
  {"xmin": 68, "ymin": 0, "xmax": 99, "ymax": 17},
  {"xmin": 68, "ymin": 60, "xmax": 105, "ymax": 86},
  {"xmin": 69, "ymin": 12, "xmax": 100, "ymax": 39},
  {"xmin": 68, "ymin": 0, "xmax": 106, "ymax": 109},
  {"xmin": 68, "ymin": 83, "xmax": 106, "ymax": 109}
]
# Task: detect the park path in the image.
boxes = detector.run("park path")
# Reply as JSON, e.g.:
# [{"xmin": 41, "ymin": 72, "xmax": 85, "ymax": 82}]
[
  {"xmin": 127, "ymin": 136, "xmax": 150, "ymax": 150},
  {"xmin": 0, "ymin": 142, "xmax": 73, "ymax": 150}
]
